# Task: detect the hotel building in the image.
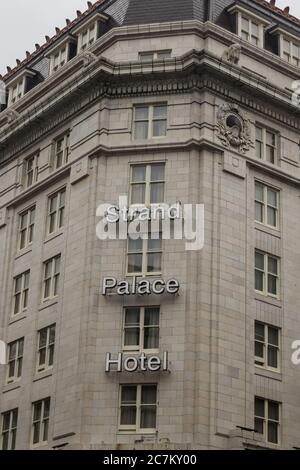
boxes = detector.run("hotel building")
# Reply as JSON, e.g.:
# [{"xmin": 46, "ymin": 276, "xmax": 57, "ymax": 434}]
[{"xmin": 1, "ymin": 0, "xmax": 300, "ymax": 450}]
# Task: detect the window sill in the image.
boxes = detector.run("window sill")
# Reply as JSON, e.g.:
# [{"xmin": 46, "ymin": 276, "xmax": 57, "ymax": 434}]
[
  {"xmin": 117, "ymin": 430, "xmax": 156, "ymax": 436},
  {"xmin": 254, "ymin": 293, "xmax": 281, "ymax": 308},
  {"xmin": 8, "ymin": 312, "xmax": 27, "ymax": 325},
  {"xmin": 255, "ymin": 223, "xmax": 281, "ymax": 238},
  {"xmin": 33, "ymin": 369, "xmax": 53, "ymax": 382},
  {"xmin": 255, "ymin": 367, "xmax": 282, "ymax": 381},
  {"xmin": 38, "ymin": 298, "xmax": 58, "ymax": 312},
  {"xmin": 44, "ymin": 229, "xmax": 64, "ymax": 244},
  {"xmin": 2, "ymin": 381, "xmax": 21, "ymax": 394},
  {"xmin": 15, "ymin": 246, "xmax": 33, "ymax": 260}
]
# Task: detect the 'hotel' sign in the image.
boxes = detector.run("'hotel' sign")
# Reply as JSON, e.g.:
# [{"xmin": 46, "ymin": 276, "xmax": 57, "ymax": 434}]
[{"xmin": 105, "ymin": 352, "xmax": 169, "ymax": 373}]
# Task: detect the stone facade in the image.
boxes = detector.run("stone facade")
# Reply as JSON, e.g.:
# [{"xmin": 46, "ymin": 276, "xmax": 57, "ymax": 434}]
[{"xmin": 0, "ymin": 0, "xmax": 300, "ymax": 450}]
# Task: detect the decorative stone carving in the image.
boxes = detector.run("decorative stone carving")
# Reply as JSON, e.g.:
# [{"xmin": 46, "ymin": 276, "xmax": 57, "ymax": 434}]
[
  {"xmin": 222, "ymin": 43, "xmax": 241, "ymax": 64},
  {"xmin": 5, "ymin": 109, "xmax": 20, "ymax": 123},
  {"xmin": 217, "ymin": 103, "xmax": 253, "ymax": 154},
  {"xmin": 82, "ymin": 51, "xmax": 97, "ymax": 67}
]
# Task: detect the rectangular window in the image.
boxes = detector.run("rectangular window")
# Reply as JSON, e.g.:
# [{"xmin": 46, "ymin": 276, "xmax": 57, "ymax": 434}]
[
  {"xmin": 47, "ymin": 189, "xmax": 66, "ymax": 235},
  {"xmin": 31, "ymin": 398, "xmax": 50, "ymax": 446},
  {"xmin": 127, "ymin": 234, "xmax": 162, "ymax": 276},
  {"xmin": 1, "ymin": 409, "xmax": 18, "ymax": 450},
  {"xmin": 255, "ymin": 182, "xmax": 279, "ymax": 228},
  {"xmin": 13, "ymin": 271, "xmax": 30, "ymax": 315},
  {"xmin": 78, "ymin": 22, "xmax": 97, "ymax": 52},
  {"xmin": 134, "ymin": 104, "xmax": 167, "ymax": 139},
  {"xmin": 25, "ymin": 153, "xmax": 39, "ymax": 188},
  {"xmin": 42, "ymin": 255, "xmax": 61, "ymax": 301},
  {"xmin": 54, "ymin": 133, "xmax": 70, "ymax": 169},
  {"xmin": 255, "ymin": 397, "xmax": 280, "ymax": 444},
  {"xmin": 130, "ymin": 163, "xmax": 165, "ymax": 205},
  {"xmin": 256, "ymin": 127, "xmax": 277, "ymax": 164},
  {"xmin": 240, "ymin": 15, "xmax": 262, "ymax": 46},
  {"xmin": 281, "ymin": 36, "xmax": 300, "ymax": 66},
  {"xmin": 18, "ymin": 206, "xmax": 35, "ymax": 250},
  {"xmin": 139, "ymin": 50, "xmax": 172, "ymax": 61},
  {"xmin": 8, "ymin": 79, "xmax": 24, "ymax": 106},
  {"xmin": 119, "ymin": 384, "xmax": 157, "ymax": 433},
  {"xmin": 255, "ymin": 251, "xmax": 279, "ymax": 298},
  {"xmin": 255, "ymin": 322, "xmax": 280, "ymax": 371},
  {"xmin": 51, "ymin": 46, "xmax": 67, "ymax": 74},
  {"xmin": 123, "ymin": 307, "xmax": 159, "ymax": 352},
  {"xmin": 37, "ymin": 325, "xmax": 56, "ymax": 373},
  {"xmin": 6, "ymin": 339, "xmax": 24, "ymax": 384}
]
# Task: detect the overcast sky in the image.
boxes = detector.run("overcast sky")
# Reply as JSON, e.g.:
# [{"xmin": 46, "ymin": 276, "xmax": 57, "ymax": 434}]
[{"xmin": 1, "ymin": 0, "xmax": 300, "ymax": 75}]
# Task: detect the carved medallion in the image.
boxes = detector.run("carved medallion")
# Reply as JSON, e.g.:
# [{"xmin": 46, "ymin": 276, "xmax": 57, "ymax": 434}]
[{"xmin": 217, "ymin": 103, "xmax": 253, "ymax": 154}]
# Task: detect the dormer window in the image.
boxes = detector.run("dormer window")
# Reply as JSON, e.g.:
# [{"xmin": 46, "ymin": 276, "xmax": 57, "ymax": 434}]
[
  {"xmin": 45, "ymin": 36, "xmax": 77, "ymax": 76},
  {"xmin": 228, "ymin": 5, "xmax": 270, "ymax": 49},
  {"xmin": 72, "ymin": 12, "xmax": 108, "ymax": 54},
  {"xmin": 281, "ymin": 36, "xmax": 300, "ymax": 66},
  {"xmin": 6, "ymin": 69, "xmax": 36, "ymax": 107}
]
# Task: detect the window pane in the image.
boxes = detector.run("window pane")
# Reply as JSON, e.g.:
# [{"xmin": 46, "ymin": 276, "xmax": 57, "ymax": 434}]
[
  {"xmin": 33, "ymin": 403, "xmax": 42, "ymax": 421},
  {"xmin": 135, "ymin": 122, "xmax": 148, "ymax": 139},
  {"xmin": 141, "ymin": 385, "xmax": 157, "ymax": 404},
  {"xmin": 255, "ymin": 202, "xmax": 263, "ymax": 223},
  {"xmin": 124, "ymin": 328, "xmax": 140, "ymax": 347},
  {"xmin": 135, "ymin": 107, "xmax": 149, "ymax": 121},
  {"xmin": 140, "ymin": 53, "xmax": 154, "ymax": 62},
  {"xmin": 255, "ymin": 271, "xmax": 264, "ymax": 292},
  {"xmin": 151, "ymin": 164, "xmax": 165, "ymax": 182},
  {"xmin": 268, "ymin": 345, "xmax": 278, "ymax": 369},
  {"xmin": 242, "ymin": 17, "xmax": 250, "ymax": 32},
  {"xmin": 153, "ymin": 120, "xmax": 166, "ymax": 137},
  {"xmin": 255, "ymin": 341, "xmax": 264, "ymax": 359},
  {"xmin": 268, "ymin": 421, "xmax": 278, "ymax": 444},
  {"xmin": 157, "ymin": 51, "xmax": 171, "ymax": 59},
  {"xmin": 131, "ymin": 184, "xmax": 146, "ymax": 204},
  {"xmin": 255, "ymin": 183, "xmax": 264, "ymax": 202},
  {"xmin": 128, "ymin": 254, "xmax": 143, "ymax": 273},
  {"xmin": 268, "ymin": 402, "xmax": 279, "ymax": 421},
  {"xmin": 128, "ymin": 238, "xmax": 143, "ymax": 253},
  {"xmin": 255, "ymin": 417, "xmax": 264, "ymax": 434},
  {"xmin": 255, "ymin": 322, "xmax": 265, "ymax": 341},
  {"xmin": 150, "ymin": 182, "xmax": 164, "ymax": 203},
  {"xmin": 125, "ymin": 308, "xmax": 140, "ymax": 325},
  {"xmin": 268, "ymin": 274, "xmax": 277, "ymax": 295},
  {"xmin": 153, "ymin": 106, "xmax": 167, "ymax": 119},
  {"xmin": 121, "ymin": 407, "xmax": 136, "ymax": 426},
  {"xmin": 144, "ymin": 327, "xmax": 159, "ymax": 349},
  {"xmin": 140, "ymin": 406, "xmax": 156, "ymax": 429},
  {"xmin": 268, "ymin": 327, "xmax": 279, "ymax": 346},
  {"xmin": 33, "ymin": 422, "xmax": 40, "ymax": 444},
  {"xmin": 144, "ymin": 308, "xmax": 159, "ymax": 326},
  {"xmin": 255, "ymin": 252, "xmax": 264, "ymax": 270},
  {"xmin": 255, "ymin": 398, "xmax": 265, "ymax": 418},
  {"xmin": 268, "ymin": 257, "xmax": 278, "ymax": 275},
  {"xmin": 121, "ymin": 386, "xmax": 137, "ymax": 403},
  {"xmin": 267, "ymin": 190, "xmax": 277, "ymax": 207},
  {"xmin": 39, "ymin": 329, "xmax": 48, "ymax": 348},
  {"xmin": 267, "ymin": 207, "xmax": 276, "ymax": 227},
  {"xmin": 43, "ymin": 420, "xmax": 49, "ymax": 442},
  {"xmin": 132, "ymin": 165, "xmax": 146, "ymax": 183}
]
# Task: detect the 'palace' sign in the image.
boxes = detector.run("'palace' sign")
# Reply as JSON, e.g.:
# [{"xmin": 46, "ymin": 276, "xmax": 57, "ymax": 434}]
[
  {"xmin": 105, "ymin": 352, "xmax": 169, "ymax": 373},
  {"xmin": 102, "ymin": 276, "xmax": 179, "ymax": 296}
]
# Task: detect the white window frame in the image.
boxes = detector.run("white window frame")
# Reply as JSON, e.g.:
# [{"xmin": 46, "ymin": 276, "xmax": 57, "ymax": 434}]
[
  {"xmin": 31, "ymin": 398, "xmax": 50, "ymax": 447},
  {"xmin": 1, "ymin": 409, "xmax": 18, "ymax": 451},
  {"xmin": 139, "ymin": 50, "xmax": 172, "ymax": 61},
  {"xmin": 255, "ymin": 322, "xmax": 281, "ymax": 372},
  {"xmin": 129, "ymin": 163, "xmax": 165, "ymax": 206},
  {"xmin": 255, "ymin": 251, "xmax": 280, "ymax": 299},
  {"xmin": 47, "ymin": 189, "xmax": 66, "ymax": 235},
  {"xmin": 49, "ymin": 45, "xmax": 68, "ymax": 75},
  {"xmin": 13, "ymin": 271, "xmax": 30, "ymax": 316},
  {"xmin": 118, "ymin": 384, "xmax": 157, "ymax": 433},
  {"xmin": 123, "ymin": 307, "xmax": 160, "ymax": 353},
  {"xmin": 280, "ymin": 35, "xmax": 300, "ymax": 66},
  {"xmin": 255, "ymin": 397, "xmax": 281, "ymax": 445},
  {"xmin": 127, "ymin": 234, "xmax": 162, "ymax": 277},
  {"xmin": 8, "ymin": 78, "xmax": 25, "ymax": 106},
  {"xmin": 24, "ymin": 153, "xmax": 39, "ymax": 188},
  {"xmin": 6, "ymin": 338, "xmax": 24, "ymax": 384},
  {"xmin": 133, "ymin": 104, "xmax": 167, "ymax": 140},
  {"xmin": 77, "ymin": 21, "xmax": 98, "ymax": 53},
  {"xmin": 42, "ymin": 255, "xmax": 61, "ymax": 302},
  {"xmin": 54, "ymin": 132, "xmax": 70, "ymax": 169},
  {"xmin": 255, "ymin": 182, "xmax": 279, "ymax": 229},
  {"xmin": 36, "ymin": 325, "xmax": 56, "ymax": 373},
  {"xmin": 18, "ymin": 206, "xmax": 35, "ymax": 251},
  {"xmin": 237, "ymin": 13, "xmax": 264, "ymax": 47},
  {"xmin": 255, "ymin": 126, "xmax": 277, "ymax": 164}
]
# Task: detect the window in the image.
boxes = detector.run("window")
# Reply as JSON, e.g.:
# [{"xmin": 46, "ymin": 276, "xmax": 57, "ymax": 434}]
[
  {"xmin": 6, "ymin": 338, "xmax": 24, "ymax": 384},
  {"xmin": 24, "ymin": 153, "xmax": 39, "ymax": 188},
  {"xmin": 241, "ymin": 16, "xmax": 259, "ymax": 45},
  {"xmin": 18, "ymin": 206, "xmax": 35, "ymax": 250},
  {"xmin": 255, "ymin": 322, "xmax": 280, "ymax": 371},
  {"xmin": 255, "ymin": 182, "xmax": 279, "ymax": 228},
  {"xmin": 255, "ymin": 398, "xmax": 280, "ymax": 445},
  {"xmin": 77, "ymin": 22, "xmax": 97, "ymax": 52},
  {"xmin": 123, "ymin": 307, "xmax": 159, "ymax": 352},
  {"xmin": 31, "ymin": 398, "xmax": 50, "ymax": 446},
  {"xmin": 54, "ymin": 133, "xmax": 70, "ymax": 169},
  {"xmin": 255, "ymin": 251, "xmax": 279, "ymax": 298},
  {"xmin": 255, "ymin": 127, "xmax": 277, "ymax": 164},
  {"xmin": 50, "ymin": 46, "xmax": 67, "ymax": 74},
  {"xmin": 139, "ymin": 50, "xmax": 172, "ymax": 61},
  {"xmin": 13, "ymin": 271, "xmax": 30, "ymax": 315},
  {"xmin": 119, "ymin": 384, "xmax": 157, "ymax": 433},
  {"xmin": 134, "ymin": 105, "xmax": 167, "ymax": 139},
  {"xmin": 130, "ymin": 163, "xmax": 165, "ymax": 205},
  {"xmin": 8, "ymin": 79, "xmax": 24, "ymax": 106},
  {"xmin": 281, "ymin": 36, "xmax": 300, "ymax": 66},
  {"xmin": 1, "ymin": 409, "xmax": 18, "ymax": 450},
  {"xmin": 42, "ymin": 255, "xmax": 61, "ymax": 301},
  {"xmin": 127, "ymin": 234, "xmax": 162, "ymax": 276},
  {"xmin": 37, "ymin": 325, "xmax": 56, "ymax": 373},
  {"xmin": 47, "ymin": 189, "xmax": 66, "ymax": 235}
]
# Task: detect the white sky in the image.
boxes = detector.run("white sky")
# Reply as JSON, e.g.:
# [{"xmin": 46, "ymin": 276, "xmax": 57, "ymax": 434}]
[{"xmin": 0, "ymin": 0, "xmax": 300, "ymax": 75}]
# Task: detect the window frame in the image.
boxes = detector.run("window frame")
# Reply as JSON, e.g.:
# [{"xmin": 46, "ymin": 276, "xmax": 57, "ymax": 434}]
[
  {"xmin": 129, "ymin": 163, "xmax": 165, "ymax": 206},
  {"xmin": 254, "ymin": 397, "xmax": 281, "ymax": 445},
  {"xmin": 6, "ymin": 338, "xmax": 24, "ymax": 384},
  {"xmin": 18, "ymin": 205, "xmax": 36, "ymax": 251},
  {"xmin": 255, "ymin": 181, "xmax": 280, "ymax": 229},
  {"xmin": 127, "ymin": 233, "xmax": 162, "ymax": 277},
  {"xmin": 255, "ymin": 322, "xmax": 281, "ymax": 372},
  {"xmin": 24, "ymin": 153, "xmax": 39, "ymax": 188},
  {"xmin": 42, "ymin": 255, "xmax": 61, "ymax": 302},
  {"xmin": 36, "ymin": 325, "xmax": 56, "ymax": 373},
  {"xmin": 1, "ymin": 409, "xmax": 18, "ymax": 450},
  {"xmin": 255, "ymin": 250, "xmax": 280, "ymax": 299},
  {"xmin": 8, "ymin": 78, "xmax": 25, "ymax": 106},
  {"xmin": 47, "ymin": 188, "xmax": 66, "ymax": 235},
  {"xmin": 13, "ymin": 271, "xmax": 30, "ymax": 316},
  {"xmin": 54, "ymin": 132, "xmax": 70, "ymax": 169},
  {"xmin": 31, "ymin": 398, "xmax": 50, "ymax": 447},
  {"xmin": 133, "ymin": 104, "xmax": 167, "ymax": 140},
  {"xmin": 255, "ymin": 126, "xmax": 277, "ymax": 164},
  {"xmin": 118, "ymin": 384, "xmax": 158, "ymax": 434},
  {"xmin": 77, "ymin": 21, "xmax": 98, "ymax": 52},
  {"xmin": 123, "ymin": 307, "xmax": 160, "ymax": 353},
  {"xmin": 280, "ymin": 35, "xmax": 300, "ymax": 66},
  {"xmin": 49, "ymin": 45, "xmax": 69, "ymax": 75}
]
